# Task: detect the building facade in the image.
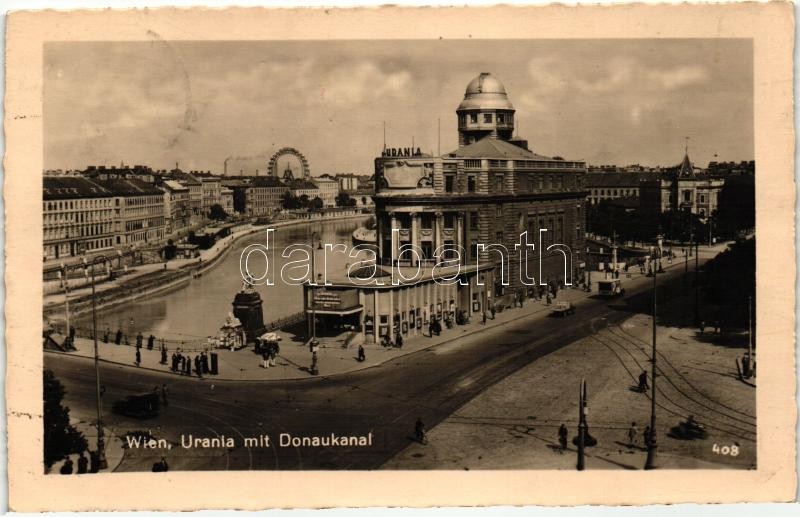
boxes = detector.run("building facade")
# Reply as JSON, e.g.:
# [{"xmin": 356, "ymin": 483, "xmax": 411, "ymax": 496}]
[
  {"xmin": 245, "ymin": 176, "xmax": 289, "ymax": 217},
  {"xmin": 43, "ymin": 176, "xmax": 166, "ymax": 260},
  {"xmin": 313, "ymin": 177, "xmax": 339, "ymax": 207},
  {"xmin": 43, "ymin": 177, "xmax": 117, "ymax": 260},
  {"xmin": 220, "ymin": 187, "xmax": 235, "ymax": 215},
  {"xmin": 161, "ymin": 180, "xmax": 191, "ymax": 234},
  {"xmin": 304, "ymin": 72, "xmax": 588, "ymax": 345},
  {"xmin": 639, "ymin": 153, "xmax": 725, "ymax": 218},
  {"xmin": 201, "ymin": 176, "xmax": 223, "ymax": 216}
]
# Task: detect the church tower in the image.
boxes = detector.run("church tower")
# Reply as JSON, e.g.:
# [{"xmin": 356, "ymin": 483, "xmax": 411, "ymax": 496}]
[{"xmin": 456, "ymin": 72, "xmax": 516, "ymax": 147}]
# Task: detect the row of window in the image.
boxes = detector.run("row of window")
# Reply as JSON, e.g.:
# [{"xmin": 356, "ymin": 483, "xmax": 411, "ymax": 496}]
[
  {"xmin": 45, "ymin": 198, "xmax": 118, "ymax": 211},
  {"xmin": 443, "ymin": 172, "xmax": 576, "ymax": 194},
  {"xmin": 44, "ymin": 210, "xmax": 114, "ymax": 224},
  {"xmin": 591, "ymin": 188, "xmax": 639, "ymax": 197},
  {"xmin": 461, "ymin": 112, "xmax": 513, "ymax": 125}
]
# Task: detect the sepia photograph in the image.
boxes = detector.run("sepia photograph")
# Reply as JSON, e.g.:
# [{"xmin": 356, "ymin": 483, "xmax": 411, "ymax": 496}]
[
  {"xmin": 4, "ymin": 4, "xmax": 795, "ymax": 510},
  {"xmin": 40, "ymin": 37, "xmax": 757, "ymax": 473}
]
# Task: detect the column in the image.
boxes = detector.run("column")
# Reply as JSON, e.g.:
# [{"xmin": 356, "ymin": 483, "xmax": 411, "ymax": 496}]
[
  {"xmin": 390, "ymin": 213, "xmax": 399, "ymax": 264},
  {"xmin": 434, "ymin": 211, "xmax": 443, "ymax": 265},
  {"xmin": 410, "ymin": 213, "xmax": 419, "ymax": 267},
  {"xmin": 456, "ymin": 213, "xmax": 464, "ymax": 264}
]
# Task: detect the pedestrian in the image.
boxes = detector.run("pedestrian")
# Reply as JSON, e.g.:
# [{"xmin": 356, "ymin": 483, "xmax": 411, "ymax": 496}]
[
  {"xmin": 103, "ymin": 328, "xmax": 110, "ymax": 344},
  {"xmin": 115, "ymin": 329, "xmax": 122, "ymax": 345},
  {"xmin": 194, "ymin": 355, "xmax": 203, "ymax": 378},
  {"xmin": 269, "ymin": 343, "xmax": 279, "ymax": 367},
  {"xmin": 395, "ymin": 332, "xmax": 403, "ymax": 348},
  {"xmin": 490, "ymin": 305, "xmax": 496, "ymax": 320},
  {"xmin": 147, "ymin": 334, "xmax": 155, "ymax": 350},
  {"xmin": 76, "ymin": 453, "xmax": 88, "ymax": 474},
  {"xmin": 136, "ymin": 332, "xmax": 143, "ymax": 349},
  {"xmin": 357, "ymin": 344, "xmax": 366, "ymax": 362},
  {"xmin": 482, "ymin": 312, "xmax": 487, "ymax": 326},
  {"xmin": 180, "ymin": 355, "xmax": 187, "ymax": 375},
  {"xmin": 643, "ymin": 426, "xmax": 652, "ymax": 449},
  {"xmin": 170, "ymin": 353, "xmax": 177, "ymax": 372},
  {"xmin": 161, "ymin": 384, "xmax": 168, "ymax": 406},
  {"xmin": 161, "ymin": 344, "xmax": 168, "ymax": 365},
  {"xmin": 699, "ymin": 320, "xmax": 706, "ymax": 334},
  {"xmin": 558, "ymin": 424, "xmax": 568, "ymax": 453},
  {"xmin": 628, "ymin": 422, "xmax": 639, "ymax": 447},
  {"xmin": 261, "ymin": 350, "xmax": 269, "ymax": 368},
  {"xmin": 201, "ymin": 352, "xmax": 209, "ymax": 373},
  {"xmin": 546, "ymin": 292, "xmax": 552, "ymax": 305},
  {"xmin": 135, "ymin": 348, "xmax": 141, "ymax": 367},
  {"xmin": 638, "ymin": 371, "xmax": 649, "ymax": 392},
  {"xmin": 59, "ymin": 457, "xmax": 74, "ymax": 475}
]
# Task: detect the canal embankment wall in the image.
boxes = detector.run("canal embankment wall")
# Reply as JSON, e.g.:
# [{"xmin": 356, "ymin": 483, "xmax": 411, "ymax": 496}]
[{"xmin": 43, "ymin": 213, "xmax": 369, "ymax": 322}]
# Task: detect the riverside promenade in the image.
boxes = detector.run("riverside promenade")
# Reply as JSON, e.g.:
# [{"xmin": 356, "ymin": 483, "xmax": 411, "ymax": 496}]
[
  {"xmin": 46, "ymin": 247, "xmax": 712, "ymax": 382},
  {"xmin": 43, "ymin": 213, "xmax": 369, "ymax": 319}
]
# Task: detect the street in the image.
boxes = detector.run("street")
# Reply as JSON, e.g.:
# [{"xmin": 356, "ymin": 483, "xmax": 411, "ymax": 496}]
[{"xmin": 45, "ymin": 249, "xmax": 747, "ymax": 471}]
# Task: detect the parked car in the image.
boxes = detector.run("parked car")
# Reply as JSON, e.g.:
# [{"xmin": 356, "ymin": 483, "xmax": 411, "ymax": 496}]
[
  {"xmin": 551, "ymin": 301, "xmax": 576, "ymax": 317},
  {"xmin": 112, "ymin": 392, "xmax": 160, "ymax": 419},
  {"xmin": 597, "ymin": 279, "xmax": 625, "ymax": 298}
]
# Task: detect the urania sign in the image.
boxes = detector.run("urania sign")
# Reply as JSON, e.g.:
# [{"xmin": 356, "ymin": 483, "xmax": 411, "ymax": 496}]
[{"xmin": 381, "ymin": 147, "xmax": 423, "ymax": 157}]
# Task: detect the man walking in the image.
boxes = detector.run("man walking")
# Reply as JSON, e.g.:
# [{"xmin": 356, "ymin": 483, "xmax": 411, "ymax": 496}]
[
  {"xmin": 357, "ymin": 344, "xmax": 366, "ymax": 362},
  {"xmin": 135, "ymin": 348, "xmax": 141, "ymax": 367},
  {"xmin": 638, "ymin": 371, "xmax": 649, "ymax": 392},
  {"xmin": 160, "ymin": 343, "xmax": 168, "ymax": 365},
  {"xmin": 628, "ymin": 422, "xmax": 639, "ymax": 448},
  {"xmin": 558, "ymin": 424, "xmax": 568, "ymax": 453},
  {"xmin": 482, "ymin": 311, "xmax": 487, "ymax": 326},
  {"xmin": 490, "ymin": 305, "xmax": 496, "ymax": 320}
]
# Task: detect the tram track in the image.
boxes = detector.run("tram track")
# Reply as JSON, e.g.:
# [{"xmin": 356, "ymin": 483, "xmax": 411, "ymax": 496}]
[{"xmin": 589, "ymin": 331, "xmax": 755, "ymax": 443}]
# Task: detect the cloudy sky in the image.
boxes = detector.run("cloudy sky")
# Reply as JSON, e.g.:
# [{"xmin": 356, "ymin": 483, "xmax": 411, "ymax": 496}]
[{"xmin": 44, "ymin": 39, "xmax": 752, "ymax": 174}]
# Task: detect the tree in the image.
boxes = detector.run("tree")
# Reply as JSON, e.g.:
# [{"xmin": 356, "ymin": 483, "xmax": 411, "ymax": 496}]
[
  {"xmin": 44, "ymin": 369, "xmax": 87, "ymax": 471},
  {"xmin": 310, "ymin": 196, "xmax": 324, "ymax": 210},
  {"xmin": 336, "ymin": 192, "xmax": 357, "ymax": 207},
  {"xmin": 208, "ymin": 203, "xmax": 228, "ymax": 221},
  {"xmin": 280, "ymin": 190, "xmax": 299, "ymax": 210}
]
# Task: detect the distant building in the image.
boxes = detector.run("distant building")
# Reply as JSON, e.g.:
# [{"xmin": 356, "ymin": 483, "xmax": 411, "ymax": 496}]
[
  {"xmin": 639, "ymin": 152, "xmax": 725, "ymax": 218},
  {"xmin": 161, "ymin": 180, "xmax": 191, "ymax": 234},
  {"xmin": 312, "ymin": 176, "xmax": 339, "ymax": 207},
  {"xmin": 43, "ymin": 176, "xmax": 166, "ymax": 260},
  {"xmin": 84, "ymin": 164, "xmax": 158, "ymax": 184},
  {"xmin": 43, "ymin": 176, "xmax": 117, "ymax": 260},
  {"xmin": 220, "ymin": 187, "xmax": 235, "ymax": 215},
  {"xmin": 336, "ymin": 173, "xmax": 361, "ymax": 192},
  {"xmin": 201, "ymin": 176, "xmax": 222, "ymax": 215},
  {"xmin": 245, "ymin": 176, "xmax": 288, "ymax": 217},
  {"xmin": 287, "ymin": 179, "xmax": 321, "ymax": 204},
  {"xmin": 585, "ymin": 172, "xmax": 649, "ymax": 205},
  {"xmin": 169, "ymin": 170, "xmax": 203, "ymax": 220}
]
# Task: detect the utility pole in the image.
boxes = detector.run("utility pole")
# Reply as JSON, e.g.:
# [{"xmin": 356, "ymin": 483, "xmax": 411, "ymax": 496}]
[
  {"xmin": 87, "ymin": 256, "xmax": 108, "ymax": 470},
  {"xmin": 748, "ymin": 295, "xmax": 753, "ymax": 359},
  {"xmin": 577, "ymin": 378, "xmax": 586, "ymax": 471},
  {"xmin": 645, "ymin": 244, "xmax": 658, "ymax": 470},
  {"xmin": 694, "ymin": 238, "xmax": 700, "ymax": 324},
  {"xmin": 309, "ymin": 232, "xmax": 321, "ymax": 375},
  {"xmin": 60, "ymin": 264, "xmax": 70, "ymax": 345}
]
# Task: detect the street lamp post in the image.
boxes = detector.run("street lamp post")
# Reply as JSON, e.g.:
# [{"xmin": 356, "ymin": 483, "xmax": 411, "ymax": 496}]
[
  {"xmin": 644, "ymin": 242, "xmax": 659, "ymax": 470},
  {"xmin": 60, "ymin": 264, "xmax": 70, "ymax": 346},
  {"xmin": 577, "ymin": 378, "xmax": 586, "ymax": 471},
  {"xmin": 84, "ymin": 255, "xmax": 109, "ymax": 470},
  {"xmin": 694, "ymin": 238, "xmax": 700, "ymax": 324},
  {"xmin": 309, "ymin": 232, "xmax": 322, "ymax": 375}
]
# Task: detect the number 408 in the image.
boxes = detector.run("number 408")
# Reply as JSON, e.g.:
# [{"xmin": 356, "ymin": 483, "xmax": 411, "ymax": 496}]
[{"xmin": 712, "ymin": 444, "xmax": 739, "ymax": 456}]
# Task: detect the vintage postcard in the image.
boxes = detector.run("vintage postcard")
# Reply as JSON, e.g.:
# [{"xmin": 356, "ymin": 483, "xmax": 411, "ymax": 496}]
[{"xmin": 4, "ymin": 3, "xmax": 796, "ymax": 511}]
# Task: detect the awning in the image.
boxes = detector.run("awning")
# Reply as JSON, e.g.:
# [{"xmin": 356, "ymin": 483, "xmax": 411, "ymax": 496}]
[{"xmin": 311, "ymin": 305, "xmax": 364, "ymax": 316}]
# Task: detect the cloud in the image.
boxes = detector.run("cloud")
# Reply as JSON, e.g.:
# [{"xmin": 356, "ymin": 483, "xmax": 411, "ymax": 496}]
[
  {"xmin": 318, "ymin": 61, "xmax": 412, "ymax": 106},
  {"xmin": 646, "ymin": 65, "xmax": 709, "ymax": 89}
]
